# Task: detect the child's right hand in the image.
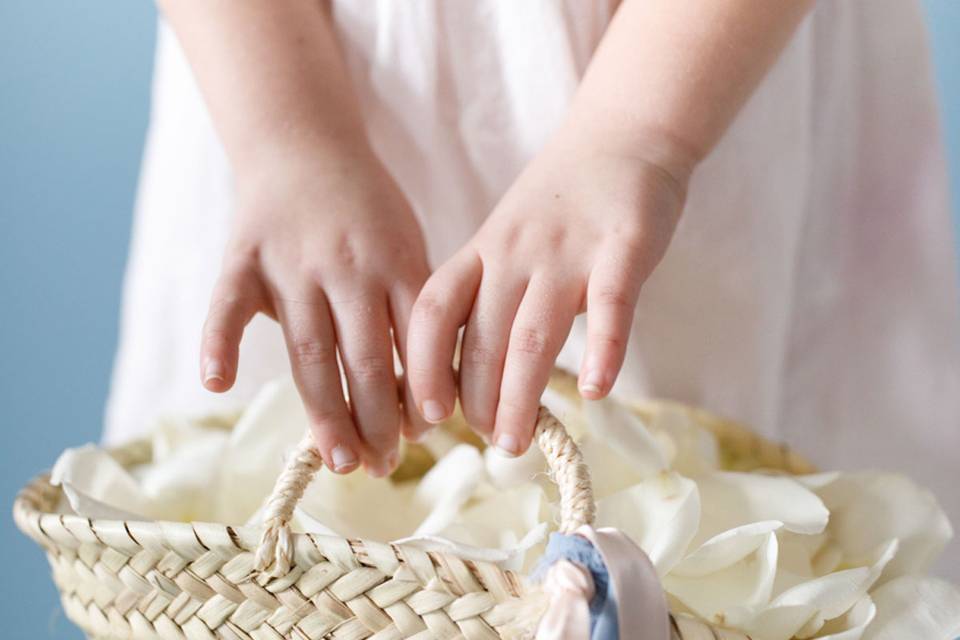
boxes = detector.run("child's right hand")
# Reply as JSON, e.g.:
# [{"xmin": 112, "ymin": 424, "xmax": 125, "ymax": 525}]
[{"xmin": 199, "ymin": 147, "xmax": 431, "ymax": 477}]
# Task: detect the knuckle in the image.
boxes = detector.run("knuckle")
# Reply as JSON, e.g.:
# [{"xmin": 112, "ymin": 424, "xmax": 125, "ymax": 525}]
[
  {"xmin": 488, "ymin": 223, "xmax": 522, "ymax": 254},
  {"xmin": 511, "ymin": 326, "xmax": 553, "ymax": 357},
  {"xmin": 290, "ymin": 338, "xmax": 337, "ymax": 368},
  {"xmin": 222, "ymin": 246, "xmax": 260, "ymax": 276},
  {"xmin": 403, "ymin": 363, "xmax": 432, "ymax": 379},
  {"xmin": 361, "ymin": 418, "xmax": 401, "ymax": 447},
  {"xmin": 461, "ymin": 403, "xmax": 494, "ymax": 433},
  {"xmin": 302, "ymin": 264, "xmax": 328, "ymax": 288},
  {"xmin": 614, "ymin": 225, "xmax": 647, "ymax": 249},
  {"xmin": 411, "ymin": 292, "xmax": 448, "ymax": 324},
  {"xmin": 461, "ymin": 343, "xmax": 498, "ymax": 367},
  {"xmin": 208, "ymin": 292, "xmax": 244, "ymax": 318},
  {"xmin": 202, "ymin": 326, "xmax": 234, "ymax": 346},
  {"xmin": 216, "ymin": 264, "xmax": 260, "ymax": 295},
  {"xmin": 403, "ymin": 364, "xmax": 442, "ymax": 390},
  {"xmin": 495, "ymin": 395, "xmax": 534, "ymax": 426},
  {"xmin": 336, "ymin": 235, "xmax": 358, "ymax": 268},
  {"xmin": 308, "ymin": 406, "xmax": 351, "ymax": 433},
  {"xmin": 604, "ymin": 230, "xmax": 649, "ymax": 266},
  {"xmin": 589, "ymin": 331, "xmax": 626, "ymax": 353},
  {"xmin": 594, "ymin": 286, "xmax": 633, "ymax": 310},
  {"xmin": 350, "ymin": 355, "xmax": 394, "ymax": 384},
  {"xmin": 546, "ymin": 226, "xmax": 568, "ymax": 250}
]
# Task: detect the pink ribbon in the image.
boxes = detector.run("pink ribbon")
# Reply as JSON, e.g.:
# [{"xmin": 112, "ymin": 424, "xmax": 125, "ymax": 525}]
[
  {"xmin": 536, "ymin": 526, "xmax": 671, "ymax": 640},
  {"xmin": 537, "ymin": 560, "xmax": 597, "ymax": 639}
]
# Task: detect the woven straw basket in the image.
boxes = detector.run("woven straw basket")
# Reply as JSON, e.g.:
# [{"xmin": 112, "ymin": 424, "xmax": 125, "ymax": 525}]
[{"xmin": 14, "ymin": 379, "xmax": 815, "ymax": 640}]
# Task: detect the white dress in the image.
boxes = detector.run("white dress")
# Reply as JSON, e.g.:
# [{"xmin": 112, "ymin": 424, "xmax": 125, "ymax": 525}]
[{"xmin": 107, "ymin": 0, "xmax": 960, "ymax": 577}]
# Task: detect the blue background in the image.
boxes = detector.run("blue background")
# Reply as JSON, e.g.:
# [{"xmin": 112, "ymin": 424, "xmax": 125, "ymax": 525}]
[{"xmin": 1, "ymin": 2, "xmax": 958, "ymax": 638}]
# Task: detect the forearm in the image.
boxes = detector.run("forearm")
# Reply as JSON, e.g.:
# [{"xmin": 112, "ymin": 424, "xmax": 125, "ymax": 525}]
[
  {"xmin": 158, "ymin": 0, "xmax": 369, "ymax": 175},
  {"xmin": 562, "ymin": 0, "xmax": 813, "ymax": 174}
]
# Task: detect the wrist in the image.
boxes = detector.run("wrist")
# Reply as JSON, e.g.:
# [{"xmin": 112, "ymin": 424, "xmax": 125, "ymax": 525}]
[
  {"xmin": 231, "ymin": 121, "xmax": 376, "ymax": 184},
  {"xmin": 232, "ymin": 132, "xmax": 381, "ymax": 193},
  {"xmin": 548, "ymin": 118, "xmax": 696, "ymax": 198}
]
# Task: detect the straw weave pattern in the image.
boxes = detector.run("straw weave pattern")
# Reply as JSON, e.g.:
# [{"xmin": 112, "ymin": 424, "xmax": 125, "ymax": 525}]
[{"xmin": 15, "ymin": 472, "xmax": 529, "ymax": 639}]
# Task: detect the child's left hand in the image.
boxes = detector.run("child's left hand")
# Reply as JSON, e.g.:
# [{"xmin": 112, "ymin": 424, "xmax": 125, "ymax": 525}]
[{"xmin": 405, "ymin": 132, "xmax": 690, "ymax": 454}]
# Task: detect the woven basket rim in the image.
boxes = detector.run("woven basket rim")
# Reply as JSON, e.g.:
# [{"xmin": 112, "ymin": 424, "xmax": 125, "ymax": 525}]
[{"xmin": 12, "ymin": 441, "xmax": 529, "ymax": 598}]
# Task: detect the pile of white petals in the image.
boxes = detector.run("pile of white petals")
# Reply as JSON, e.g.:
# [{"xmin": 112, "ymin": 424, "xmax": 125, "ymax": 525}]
[{"xmin": 52, "ymin": 378, "xmax": 960, "ymax": 640}]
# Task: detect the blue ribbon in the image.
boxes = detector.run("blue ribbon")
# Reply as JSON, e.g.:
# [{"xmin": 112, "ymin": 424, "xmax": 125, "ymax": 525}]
[{"xmin": 535, "ymin": 532, "xmax": 620, "ymax": 640}]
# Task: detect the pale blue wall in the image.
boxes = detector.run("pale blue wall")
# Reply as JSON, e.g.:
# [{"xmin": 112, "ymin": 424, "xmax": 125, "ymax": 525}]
[
  {"xmin": 0, "ymin": 3, "xmax": 958, "ymax": 638},
  {"xmin": 927, "ymin": 1, "xmax": 960, "ymax": 235},
  {"xmin": 1, "ymin": 2, "xmax": 156, "ymax": 637}
]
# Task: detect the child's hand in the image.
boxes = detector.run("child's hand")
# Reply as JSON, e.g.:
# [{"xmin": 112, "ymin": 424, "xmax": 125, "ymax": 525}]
[
  {"xmin": 200, "ymin": 149, "xmax": 431, "ymax": 476},
  {"xmin": 406, "ymin": 134, "xmax": 689, "ymax": 453}
]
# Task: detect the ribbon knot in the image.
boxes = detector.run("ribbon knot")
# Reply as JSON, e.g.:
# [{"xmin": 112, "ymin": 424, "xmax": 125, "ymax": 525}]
[
  {"xmin": 535, "ymin": 526, "xmax": 671, "ymax": 640},
  {"xmin": 538, "ymin": 559, "xmax": 598, "ymax": 639}
]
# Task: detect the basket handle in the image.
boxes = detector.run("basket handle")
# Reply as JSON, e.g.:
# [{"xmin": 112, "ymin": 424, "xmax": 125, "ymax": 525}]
[{"xmin": 254, "ymin": 406, "xmax": 596, "ymax": 574}]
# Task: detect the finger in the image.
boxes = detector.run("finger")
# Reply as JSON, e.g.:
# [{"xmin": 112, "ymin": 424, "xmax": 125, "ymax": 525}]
[
  {"xmin": 389, "ymin": 283, "xmax": 432, "ymax": 442},
  {"xmin": 407, "ymin": 249, "xmax": 482, "ymax": 424},
  {"xmin": 579, "ymin": 247, "xmax": 644, "ymax": 399},
  {"xmin": 493, "ymin": 276, "xmax": 580, "ymax": 456},
  {"xmin": 328, "ymin": 287, "xmax": 401, "ymax": 477},
  {"xmin": 458, "ymin": 271, "xmax": 526, "ymax": 435},
  {"xmin": 200, "ymin": 269, "xmax": 262, "ymax": 392},
  {"xmin": 277, "ymin": 289, "xmax": 362, "ymax": 474}
]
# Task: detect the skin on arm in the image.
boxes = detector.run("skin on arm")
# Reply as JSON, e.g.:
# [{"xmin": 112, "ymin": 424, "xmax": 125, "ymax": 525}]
[
  {"xmin": 159, "ymin": 0, "xmax": 432, "ymax": 476},
  {"xmin": 407, "ymin": 0, "xmax": 813, "ymax": 455}
]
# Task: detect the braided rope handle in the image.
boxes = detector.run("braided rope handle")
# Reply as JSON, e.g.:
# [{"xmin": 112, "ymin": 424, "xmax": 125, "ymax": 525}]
[{"xmin": 254, "ymin": 406, "xmax": 595, "ymax": 575}]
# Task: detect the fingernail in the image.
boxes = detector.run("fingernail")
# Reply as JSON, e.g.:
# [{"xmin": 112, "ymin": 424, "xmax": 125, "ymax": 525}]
[
  {"xmin": 387, "ymin": 450, "xmax": 399, "ymax": 471},
  {"xmin": 409, "ymin": 428, "xmax": 432, "ymax": 443},
  {"xmin": 203, "ymin": 358, "xmax": 225, "ymax": 384},
  {"xmin": 579, "ymin": 370, "xmax": 605, "ymax": 397},
  {"xmin": 368, "ymin": 460, "xmax": 391, "ymax": 478},
  {"xmin": 421, "ymin": 400, "xmax": 448, "ymax": 423},
  {"xmin": 331, "ymin": 445, "xmax": 358, "ymax": 473},
  {"xmin": 494, "ymin": 434, "xmax": 521, "ymax": 458}
]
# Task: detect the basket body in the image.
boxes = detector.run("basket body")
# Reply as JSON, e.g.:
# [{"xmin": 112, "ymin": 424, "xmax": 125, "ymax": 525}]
[
  {"xmin": 15, "ymin": 380, "xmax": 806, "ymax": 639},
  {"xmin": 14, "ymin": 451, "xmax": 530, "ymax": 639}
]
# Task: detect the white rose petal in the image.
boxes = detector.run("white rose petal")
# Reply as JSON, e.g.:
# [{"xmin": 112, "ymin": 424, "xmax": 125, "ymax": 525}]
[
  {"xmin": 794, "ymin": 472, "xmax": 841, "ymax": 491},
  {"xmin": 695, "ymin": 472, "xmax": 829, "ymax": 547},
  {"xmin": 773, "ymin": 533, "xmax": 824, "ymax": 597},
  {"xmin": 596, "ymin": 471, "xmax": 701, "ymax": 575},
  {"xmin": 540, "ymin": 386, "xmax": 587, "ymax": 438},
  {"xmin": 816, "ymin": 595, "xmax": 877, "ymax": 640},
  {"xmin": 817, "ymin": 472, "xmax": 953, "ymax": 581},
  {"xmin": 665, "ymin": 532, "xmax": 779, "ymax": 626},
  {"xmin": 484, "ymin": 440, "xmax": 546, "ymax": 490},
  {"xmin": 214, "ymin": 378, "xmax": 309, "ymax": 523},
  {"xmin": 771, "ymin": 539, "xmax": 897, "ymax": 636},
  {"xmin": 672, "ymin": 520, "xmax": 784, "ymax": 578},
  {"xmin": 579, "ymin": 437, "xmax": 647, "ymax": 498},
  {"xmin": 138, "ymin": 430, "xmax": 227, "ymax": 521},
  {"xmin": 862, "ymin": 575, "xmax": 960, "ymax": 640},
  {"xmin": 811, "ymin": 542, "xmax": 844, "ymax": 577},
  {"xmin": 583, "ymin": 397, "xmax": 668, "ymax": 476},
  {"xmin": 394, "ymin": 522, "xmax": 549, "ymax": 570},
  {"xmin": 727, "ymin": 604, "xmax": 817, "ymax": 640},
  {"xmin": 414, "ymin": 445, "xmax": 485, "ymax": 535},
  {"xmin": 299, "ymin": 470, "xmax": 421, "ymax": 541},
  {"xmin": 437, "ymin": 484, "xmax": 550, "ymax": 571},
  {"xmin": 641, "ymin": 403, "xmax": 720, "ymax": 476},
  {"xmin": 51, "ymin": 445, "xmax": 153, "ymax": 520},
  {"xmin": 59, "ymin": 482, "xmax": 148, "ymax": 521}
]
